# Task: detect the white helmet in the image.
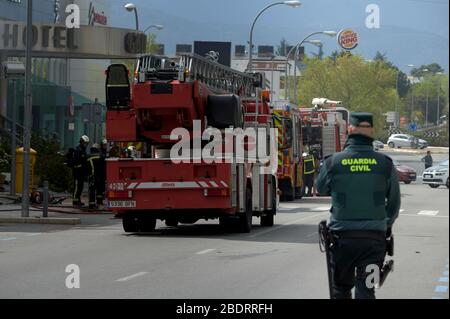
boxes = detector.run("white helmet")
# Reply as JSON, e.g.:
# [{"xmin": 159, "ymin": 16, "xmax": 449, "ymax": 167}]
[
  {"xmin": 102, "ymin": 139, "xmax": 107, "ymax": 145},
  {"xmin": 81, "ymin": 135, "xmax": 90, "ymax": 143}
]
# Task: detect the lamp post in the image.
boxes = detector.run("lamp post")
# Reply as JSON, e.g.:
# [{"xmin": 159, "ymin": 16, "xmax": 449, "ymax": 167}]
[
  {"xmin": 143, "ymin": 24, "xmax": 164, "ymax": 33},
  {"xmin": 284, "ymin": 31, "xmax": 337, "ymax": 103},
  {"xmin": 248, "ymin": 1, "xmax": 301, "ymax": 73},
  {"xmin": 22, "ymin": 0, "xmax": 33, "ymax": 217},
  {"xmin": 436, "ymin": 72, "xmax": 443, "ymax": 125},
  {"xmin": 407, "ymin": 64, "xmax": 415, "ymax": 124},
  {"xmin": 125, "ymin": 3, "xmax": 139, "ymax": 31},
  {"xmin": 423, "ymin": 68, "xmax": 430, "ymax": 127}
]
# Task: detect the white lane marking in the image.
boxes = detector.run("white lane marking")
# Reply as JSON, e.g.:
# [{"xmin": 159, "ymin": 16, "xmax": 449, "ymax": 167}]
[
  {"xmin": 401, "ymin": 214, "xmax": 448, "ymax": 219},
  {"xmin": 195, "ymin": 249, "xmax": 216, "ymax": 255},
  {"xmin": 311, "ymin": 206, "xmax": 331, "ymax": 212},
  {"xmin": 0, "ymin": 237, "xmax": 17, "ymax": 241},
  {"xmin": 25, "ymin": 233, "xmax": 42, "ymax": 237},
  {"xmin": 116, "ymin": 272, "xmax": 148, "ymax": 282},
  {"xmin": 249, "ymin": 212, "xmax": 329, "ymax": 238},
  {"xmin": 418, "ymin": 210, "xmax": 439, "ymax": 216},
  {"xmin": 306, "ymin": 232, "xmax": 318, "ymax": 238},
  {"xmin": 400, "ymin": 209, "xmax": 405, "ymax": 213}
]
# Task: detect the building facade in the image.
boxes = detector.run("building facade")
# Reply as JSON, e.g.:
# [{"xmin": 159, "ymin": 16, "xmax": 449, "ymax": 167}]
[{"xmin": 0, "ymin": 0, "xmax": 113, "ymax": 150}]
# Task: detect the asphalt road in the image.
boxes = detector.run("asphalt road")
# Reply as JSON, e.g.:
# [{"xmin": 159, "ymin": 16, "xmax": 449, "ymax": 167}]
[{"xmin": 0, "ymin": 151, "xmax": 448, "ymax": 299}]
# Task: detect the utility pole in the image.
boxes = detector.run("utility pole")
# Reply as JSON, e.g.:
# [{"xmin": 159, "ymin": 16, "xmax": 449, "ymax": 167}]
[
  {"xmin": 10, "ymin": 79, "xmax": 17, "ymax": 197},
  {"xmin": 22, "ymin": 0, "xmax": 33, "ymax": 218}
]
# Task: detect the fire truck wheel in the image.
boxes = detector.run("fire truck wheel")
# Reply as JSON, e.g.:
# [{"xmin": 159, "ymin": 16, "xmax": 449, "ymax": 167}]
[
  {"xmin": 138, "ymin": 216, "xmax": 157, "ymax": 232},
  {"xmin": 237, "ymin": 188, "xmax": 253, "ymax": 233},
  {"xmin": 295, "ymin": 187, "xmax": 303, "ymax": 200},
  {"xmin": 219, "ymin": 217, "xmax": 233, "ymax": 230},
  {"xmin": 165, "ymin": 218, "xmax": 179, "ymax": 227},
  {"xmin": 261, "ymin": 183, "xmax": 276, "ymax": 227},
  {"xmin": 122, "ymin": 214, "xmax": 139, "ymax": 233}
]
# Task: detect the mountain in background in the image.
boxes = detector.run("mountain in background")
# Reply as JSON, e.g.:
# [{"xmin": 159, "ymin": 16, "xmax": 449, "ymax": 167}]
[{"xmin": 110, "ymin": 0, "xmax": 449, "ymax": 72}]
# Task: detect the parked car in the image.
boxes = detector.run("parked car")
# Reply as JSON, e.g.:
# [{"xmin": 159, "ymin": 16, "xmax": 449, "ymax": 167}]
[
  {"xmin": 394, "ymin": 160, "xmax": 417, "ymax": 184},
  {"xmin": 422, "ymin": 159, "xmax": 449, "ymax": 189},
  {"xmin": 387, "ymin": 134, "xmax": 428, "ymax": 149},
  {"xmin": 373, "ymin": 140, "xmax": 384, "ymax": 151}
]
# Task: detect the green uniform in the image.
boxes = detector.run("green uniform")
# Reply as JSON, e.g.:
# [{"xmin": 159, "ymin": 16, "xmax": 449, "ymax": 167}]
[{"xmin": 316, "ymin": 134, "xmax": 401, "ymax": 232}]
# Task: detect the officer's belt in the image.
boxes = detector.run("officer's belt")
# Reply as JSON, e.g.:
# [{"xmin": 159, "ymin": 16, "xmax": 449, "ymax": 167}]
[{"xmin": 332, "ymin": 230, "xmax": 386, "ymax": 242}]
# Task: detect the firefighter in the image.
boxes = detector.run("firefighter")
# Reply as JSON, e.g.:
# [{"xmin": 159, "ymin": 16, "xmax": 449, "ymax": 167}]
[
  {"xmin": 71, "ymin": 135, "xmax": 90, "ymax": 207},
  {"xmin": 316, "ymin": 113, "xmax": 401, "ymax": 299},
  {"xmin": 87, "ymin": 144, "xmax": 105, "ymax": 209},
  {"xmin": 302, "ymin": 148, "xmax": 316, "ymax": 197}
]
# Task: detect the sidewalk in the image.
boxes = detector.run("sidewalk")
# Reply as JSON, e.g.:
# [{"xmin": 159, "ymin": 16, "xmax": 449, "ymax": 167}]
[
  {"xmin": 382, "ymin": 145, "xmax": 449, "ymax": 155},
  {"xmin": 0, "ymin": 204, "xmax": 81, "ymax": 225}
]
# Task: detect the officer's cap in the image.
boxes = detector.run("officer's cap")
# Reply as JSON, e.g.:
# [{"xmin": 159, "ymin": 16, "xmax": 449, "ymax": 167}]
[{"xmin": 349, "ymin": 112, "xmax": 373, "ymax": 127}]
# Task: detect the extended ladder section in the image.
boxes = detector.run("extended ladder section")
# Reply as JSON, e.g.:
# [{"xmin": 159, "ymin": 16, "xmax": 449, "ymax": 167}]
[
  {"xmin": 322, "ymin": 125, "xmax": 337, "ymax": 158},
  {"xmin": 137, "ymin": 54, "xmax": 263, "ymax": 98}
]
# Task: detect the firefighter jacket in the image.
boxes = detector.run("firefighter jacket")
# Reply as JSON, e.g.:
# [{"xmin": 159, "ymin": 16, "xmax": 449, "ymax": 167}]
[{"xmin": 303, "ymin": 155, "xmax": 316, "ymax": 175}]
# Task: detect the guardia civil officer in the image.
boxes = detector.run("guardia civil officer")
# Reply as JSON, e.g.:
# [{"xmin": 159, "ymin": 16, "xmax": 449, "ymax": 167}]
[{"xmin": 316, "ymin": 113, "xmax": 401, "ymax": 299}]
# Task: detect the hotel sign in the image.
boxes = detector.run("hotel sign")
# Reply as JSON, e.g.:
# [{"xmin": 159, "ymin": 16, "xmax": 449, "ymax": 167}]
[{"xmin": 0, "ymin": 20, "xmax": 146, "ymax": 59}]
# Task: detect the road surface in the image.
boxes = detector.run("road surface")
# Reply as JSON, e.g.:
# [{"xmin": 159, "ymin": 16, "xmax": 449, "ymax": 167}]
[{"xmin": 0, "ymin": 151, "xmax": 448, "ymax": 299}]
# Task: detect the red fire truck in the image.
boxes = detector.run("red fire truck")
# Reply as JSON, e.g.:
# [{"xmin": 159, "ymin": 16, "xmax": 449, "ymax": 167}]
[
  {"xmin": 272, "ymin": 105, "xmax": 303, "ymax": 201},
  {"xmin": 105, "ymin": 54, "xmax": 277, "ymax": 233},
  {"xmin": 300, "ymin": 98, "xmax": 350, "ymax": 160}
]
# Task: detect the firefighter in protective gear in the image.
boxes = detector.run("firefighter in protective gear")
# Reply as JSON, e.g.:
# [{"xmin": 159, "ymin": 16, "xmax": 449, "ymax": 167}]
[
  {"xmin": 316, "ymin": 112, "xmax": 401, "ymax": 299},
  {"xmin": 302, "ymin": 150, "xmax": 316, "ymax": 197},
  {"xmin": 72, "ymin": 135, "xmax": 90, "ymax": 206},
  {"xmin": 87, "ymin": 144, "xmax": 106, "ymax": 209}
]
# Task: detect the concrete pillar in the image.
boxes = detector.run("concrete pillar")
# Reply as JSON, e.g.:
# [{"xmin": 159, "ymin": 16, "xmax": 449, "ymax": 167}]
[{"xmin": 0, "ymin": 52, "xmax": 8, "ymax": 128}]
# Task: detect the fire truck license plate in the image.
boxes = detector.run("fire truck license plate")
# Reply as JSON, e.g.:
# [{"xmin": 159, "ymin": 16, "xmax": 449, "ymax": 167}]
[{"xmin": 108, "ymin": 201, "xmax": 136, "ymax": 208}]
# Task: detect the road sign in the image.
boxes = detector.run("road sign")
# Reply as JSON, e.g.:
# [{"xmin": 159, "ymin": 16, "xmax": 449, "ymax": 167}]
[
  {"xmin": 424, "ymin": 131, "xmax": 440, "ymax": 138},
  {"xmin": 389, "ymin": 128, "xmax": 402, "ymax": 135},
  {"xmin": 386, "ymin": 112, "xmax": 399, "ymax": 124},
  {"xmin": 409, "ymin": 123, "xmax": 417, "ymax": 132}
]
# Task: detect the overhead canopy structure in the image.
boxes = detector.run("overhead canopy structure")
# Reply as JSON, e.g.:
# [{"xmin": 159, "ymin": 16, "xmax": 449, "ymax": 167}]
[{"xmin": 0, "ymin": 20, "xmax": 147, "ymax": 59}]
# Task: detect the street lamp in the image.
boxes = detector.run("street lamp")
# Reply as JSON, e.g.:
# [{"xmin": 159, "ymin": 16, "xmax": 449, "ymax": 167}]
[
  {"xmin": 248, "ymin": 1, "xmax": 301, "ymax": 72},
  {"xmin": 124, "ymin": 3, "xmax": 139, "ymax": 30},
  {"xmin": 423, "ymin": 68, "xmax": 430, "ymax": 127},
  {"xmin": 436, "ymin": 72, "xmax": 443, "ymax": 125},
  {"xmin": 407, "ymin": 64, "xmax": 415, "ymax": 124},
  {"xmin": 284, "ymin": 31, "xmax": 337, "ymax": 103},
  {"xmin": 143, "ymin": 24, "xmax": 164, "ymax": 33}
]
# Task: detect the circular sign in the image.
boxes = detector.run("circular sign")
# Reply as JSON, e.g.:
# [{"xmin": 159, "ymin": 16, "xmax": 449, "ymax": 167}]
[{"xmin": 338, "ymin": 29, "xmax": 359, "ymax": 50}]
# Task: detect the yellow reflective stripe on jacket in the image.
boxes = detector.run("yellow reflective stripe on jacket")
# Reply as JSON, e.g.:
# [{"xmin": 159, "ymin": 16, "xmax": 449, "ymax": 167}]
[
  {"xmin": 304, "ymin": 157, "xmax": 315, "ymax": 175},
  {"xmin": 88, "ymin": 156, "xmax": 100, "ymax": 175}
]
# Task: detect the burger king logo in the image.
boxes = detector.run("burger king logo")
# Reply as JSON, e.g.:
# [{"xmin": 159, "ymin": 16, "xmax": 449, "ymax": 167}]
[{"xmin": 338, "ymin": 29, "xmax": 359, "ymax": 50}]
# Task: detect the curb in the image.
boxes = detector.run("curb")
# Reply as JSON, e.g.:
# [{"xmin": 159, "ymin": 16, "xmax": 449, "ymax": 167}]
[{"xmin": 0, "ymin": 217, "xmax": 81, "ymax": 225}]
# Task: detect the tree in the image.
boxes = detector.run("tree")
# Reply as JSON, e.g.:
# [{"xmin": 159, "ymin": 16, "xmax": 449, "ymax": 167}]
[
  {"xmin": 372, "ymin": 52, "xmax": 411, "ymax": 98},
  {"xmin": 297, "ymin": 54, "xmax": 398, "ymax": 135},
  {"xmin": 276, "ymin": 38, "xmax": 291, "ymax": 57},
  {"xmin": 411, "ymin": 63, "xmax": 444, "ymax": 77}
]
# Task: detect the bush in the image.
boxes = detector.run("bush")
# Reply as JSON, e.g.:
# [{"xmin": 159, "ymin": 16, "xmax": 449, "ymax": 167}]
[
  {"xmin": 31, "ymin": 133, "xmax": 72, "ymax": 193},
  {"xmin": 0, "ymin": 142, "xmax": 11, "ymax": 174}
]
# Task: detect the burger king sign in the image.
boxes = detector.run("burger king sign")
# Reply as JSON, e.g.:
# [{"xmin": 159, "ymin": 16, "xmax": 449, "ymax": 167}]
[{"xmin": 338, "ymin": 29, "xmax": 359, "ymax": 51}]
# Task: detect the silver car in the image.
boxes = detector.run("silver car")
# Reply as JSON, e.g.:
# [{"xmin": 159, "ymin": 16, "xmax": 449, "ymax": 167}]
[
  {"xmin": 387, "ymin": 134, "xmax": 428, "ymax": 149},
  {"xmin": 422, "ymin": 159, "xmax": 449, "ymax": 189}
]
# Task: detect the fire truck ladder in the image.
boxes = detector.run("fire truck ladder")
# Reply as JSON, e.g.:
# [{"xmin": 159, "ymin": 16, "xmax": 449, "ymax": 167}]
[{"xmin": 179, "ymin": 54, "xmax": 260, "ymax": 97}]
